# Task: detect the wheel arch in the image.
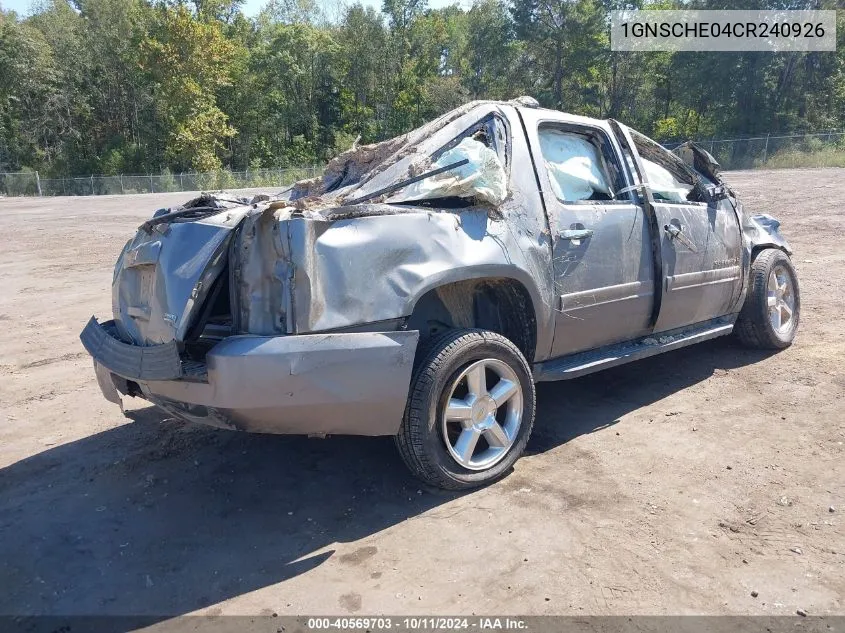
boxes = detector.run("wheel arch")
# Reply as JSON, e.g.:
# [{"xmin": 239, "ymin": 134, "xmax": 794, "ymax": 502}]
[
  {"xmin": 751, "ymin": 242, "xmax": 791, "ymax": 259},
  {"xmin": 406, "ymin": 272, "xmax": 539, "ymax": 363},
  {"xmin": 734, "ymin": 246, "xmax": 800, "ymax": 350},
  {"xmin": 747, "ymin": 213, "xmax": 793, "ymax": 257}
]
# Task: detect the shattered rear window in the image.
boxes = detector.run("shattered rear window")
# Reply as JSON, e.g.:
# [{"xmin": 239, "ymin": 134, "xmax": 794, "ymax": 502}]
[
  {"xmin": 385, "ymin": 114, "xmax": 510, "ymax": 207},
  {"xmin": 288, "ymin": 104, "xmax": 513, "ymax": 210},
  {"xmin": 387, "ymin": 136, "xmax": 508, "ymax": 207}
]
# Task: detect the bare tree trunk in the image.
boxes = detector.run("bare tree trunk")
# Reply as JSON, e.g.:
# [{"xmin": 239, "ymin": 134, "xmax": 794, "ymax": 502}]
[{"xmin": 553, "ymin": 37, "xmax": 563, "ymax": 109}]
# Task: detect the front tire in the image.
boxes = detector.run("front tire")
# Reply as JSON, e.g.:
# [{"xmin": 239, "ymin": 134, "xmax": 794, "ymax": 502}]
[
  {"xmin": 395, "ymin": 329, "xmax": 536, "ymax": 490},
  {"xmin": 735, "ymin": 249, "xmax": 800, "ymax": 349}
]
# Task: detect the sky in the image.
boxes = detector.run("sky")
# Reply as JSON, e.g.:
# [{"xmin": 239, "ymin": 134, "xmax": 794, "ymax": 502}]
[{"xmin": 0, "ymin": 0, "xmax": 467, "ymax": 18}]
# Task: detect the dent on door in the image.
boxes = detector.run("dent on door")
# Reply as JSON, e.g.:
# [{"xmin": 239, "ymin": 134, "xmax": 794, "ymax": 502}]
[
  {"xmin": 523, "ymin": 119, "xmax": 655, "ymax": 357},
  {"xmin": 617, "ymin": 123, "xmax": 743, "ymax": 333},
  {"xmin": 653, "ymin": 199, "xmax": 742, "ymax": 331},
  {"xmin": 551, "ymin": 204, "xmax": 655, "ymax": 356}
]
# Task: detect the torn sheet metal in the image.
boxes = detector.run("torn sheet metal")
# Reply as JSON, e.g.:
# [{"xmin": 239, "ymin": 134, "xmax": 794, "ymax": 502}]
[
  {"xmin": 232, "ymin": 206, "xmax": 294, "ymax": 336},
  {"xmin": 290, "ymin": 100, "xmax": 503, "ymax": 201},
  {"xmin": 83, "ymin": 97, "xmax": 794, "ymax": 441},
  {"xmin": 215, "ymin": 103, "xmax": 554, "ymax": 351},
  {"xmin": 284, "ymin": 205, "xmax": 548, "ymax": 336},
  {"xmin": 333, "ymin": 102, "xmax": 512, "ymax": 206},
  {"xmin": 112, "ymin": 204, "xmax": 250, "ymax": 345},
  {"xmin": 744, "ymin": 212, "xmax": 793, "ymax": 255},
  {"xmin": 101, "ymin": 102, "xmax": 571, "ymax": 369}
]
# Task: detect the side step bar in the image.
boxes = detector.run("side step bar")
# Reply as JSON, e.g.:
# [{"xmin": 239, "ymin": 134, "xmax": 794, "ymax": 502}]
[{"xmin": 533, "ymin": 319, "xmax": 735, "ymax": 382}]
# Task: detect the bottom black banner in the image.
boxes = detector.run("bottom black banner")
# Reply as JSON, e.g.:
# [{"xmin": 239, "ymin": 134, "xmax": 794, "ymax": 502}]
[{"xmin": 0, "ymin": 615, "xmax": 841, "ymax": 633}]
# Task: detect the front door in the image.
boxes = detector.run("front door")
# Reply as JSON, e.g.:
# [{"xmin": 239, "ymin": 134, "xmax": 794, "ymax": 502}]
[
  {"xmin": 522, "ymin": 113, "xmax": 655, "ymax": 358},
  {"xmin": 626, "ymin": 129, "xmax": 743, "ymax": 332}
]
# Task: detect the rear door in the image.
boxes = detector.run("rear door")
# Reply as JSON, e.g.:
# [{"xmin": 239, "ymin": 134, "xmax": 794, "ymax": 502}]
[
  {"xmin": 625, "ymin": 128, "xmax": 743, "ymax": 332},
  {"xmin": 521, "ymin": 111, "xmax": 655, "ymax": 357}
]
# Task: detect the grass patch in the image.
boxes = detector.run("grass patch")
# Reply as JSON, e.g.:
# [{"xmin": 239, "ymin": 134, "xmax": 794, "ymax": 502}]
[{"xmin": 761, "ymin": 144, "xmax": 845, "ymax": 169}]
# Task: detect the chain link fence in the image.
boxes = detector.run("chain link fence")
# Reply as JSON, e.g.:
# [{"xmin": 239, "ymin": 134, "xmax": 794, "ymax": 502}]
[
  {"xmin": 2, "ymin": 131, "xmax": 844, "ymax": 197},
  {"xmin": 664, "ymin": 130, "xmax": 845, "ymax": 170},
  {"xmin": 0, "ymin": 166, "xmax": 323, "ymax": 197}
]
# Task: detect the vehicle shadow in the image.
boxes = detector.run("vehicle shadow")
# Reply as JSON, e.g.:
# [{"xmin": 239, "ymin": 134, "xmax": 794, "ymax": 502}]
[
  {"xmin": 0, "ymin": 337, "xmax": 774, "ymax": 618},
  {"xmin": 529, "ymin": 336, "xmax": 774, "ymax": 452}
]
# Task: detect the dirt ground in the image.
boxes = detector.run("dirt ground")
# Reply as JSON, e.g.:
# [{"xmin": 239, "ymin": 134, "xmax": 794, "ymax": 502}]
[{"xmin": 0, "ymin": 169, "xmax": 842, "ymax": 619}]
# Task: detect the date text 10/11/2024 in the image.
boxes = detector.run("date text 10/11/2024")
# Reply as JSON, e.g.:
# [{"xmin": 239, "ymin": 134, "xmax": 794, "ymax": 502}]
[{"xmin": 306, "ymin": 617, "xmax": 528, "ymax": 630}]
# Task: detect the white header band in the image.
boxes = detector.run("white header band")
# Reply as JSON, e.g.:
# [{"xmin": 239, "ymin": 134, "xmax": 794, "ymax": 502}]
[{"xmin": 611, "ymin": 10, "xmax": 837, "ymax": 52}]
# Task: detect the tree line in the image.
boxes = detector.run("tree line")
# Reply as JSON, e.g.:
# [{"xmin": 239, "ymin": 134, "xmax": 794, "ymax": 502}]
[{"xmin": 0, "ymin": 0, "xmax": 842, "ymax": 177}]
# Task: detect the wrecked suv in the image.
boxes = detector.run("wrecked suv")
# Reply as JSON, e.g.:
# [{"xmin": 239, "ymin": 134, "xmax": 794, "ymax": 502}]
[{"xmin": 81, "ymin": 98, "xmax": 800, "ymax": 489}]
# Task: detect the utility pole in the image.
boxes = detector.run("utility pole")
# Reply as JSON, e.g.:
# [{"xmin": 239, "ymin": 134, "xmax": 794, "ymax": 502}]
[{"xmin": 35, "ymin": 171, "xmax": 42, "ymax": 196}]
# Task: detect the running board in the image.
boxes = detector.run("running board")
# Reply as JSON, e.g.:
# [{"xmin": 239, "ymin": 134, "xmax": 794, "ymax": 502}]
[{"xmin": 533, "ymin": 320, "xmax": 734, "ymax": 382}]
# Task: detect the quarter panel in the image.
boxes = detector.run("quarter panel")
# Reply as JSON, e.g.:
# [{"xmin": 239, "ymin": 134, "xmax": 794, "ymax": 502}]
[
  {"xmin": 285, "ymin": 104, "xmax": 556, "ymax": 361},
  {"xmin": 287, "ymin": 208, "xmax": 551, "ymax": 359}
]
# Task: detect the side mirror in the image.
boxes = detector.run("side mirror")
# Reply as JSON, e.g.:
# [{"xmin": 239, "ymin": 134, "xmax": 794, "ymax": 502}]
[{"xmin": 709, "ymin": 184, "xmax": 729, "ymax": 202}]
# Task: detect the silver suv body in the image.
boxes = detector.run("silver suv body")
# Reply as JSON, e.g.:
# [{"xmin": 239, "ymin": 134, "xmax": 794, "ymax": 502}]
[{"xmin": 81, "ymin": 100, "xmax": 798, "ymax": 488}]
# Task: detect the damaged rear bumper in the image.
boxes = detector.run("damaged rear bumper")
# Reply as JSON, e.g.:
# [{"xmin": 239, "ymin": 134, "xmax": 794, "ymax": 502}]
[{"xmin": 81, "ymin": 318, "xmax": 419, "ymax": 436}]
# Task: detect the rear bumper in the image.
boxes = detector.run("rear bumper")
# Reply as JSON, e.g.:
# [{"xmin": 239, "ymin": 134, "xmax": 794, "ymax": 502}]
[
  {"xmin": 80, "ymin": 317, "xmax": 183, "ymax": 380},
  {"xmin": 81, "ymin": 318, "xmax": 419, "ymax": 436}
]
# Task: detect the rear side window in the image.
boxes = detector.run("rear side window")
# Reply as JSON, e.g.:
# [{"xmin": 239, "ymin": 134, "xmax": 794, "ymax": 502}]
[{"xmin": 537, "ymin": 126, "xmax": 625, "ymax": 203}]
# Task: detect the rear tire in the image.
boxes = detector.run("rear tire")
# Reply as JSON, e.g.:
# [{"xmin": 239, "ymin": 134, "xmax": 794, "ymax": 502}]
[
  {"xmin": 396, "ymin": 329, "xmax": 535, "ymax": 490},
  {"xmin": 735, "ymin": 249, "xmax": 800, "ymax": 349}
]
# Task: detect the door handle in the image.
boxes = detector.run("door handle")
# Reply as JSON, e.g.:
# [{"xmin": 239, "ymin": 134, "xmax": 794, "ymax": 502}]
[
  {"xmin": 558, "ymin": 228, "xmax": 594, "ymax": 240},
  {"xmin": 664, "ymin": 223, "xmax": 682, "ymax": 238},
  {"xmin": 663, "ymin": 222, "xmax": 698, "ymax": 253}
]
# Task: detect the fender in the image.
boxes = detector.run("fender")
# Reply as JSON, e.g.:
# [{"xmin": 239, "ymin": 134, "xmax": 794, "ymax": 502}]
[{"xmin": 747, "ymin": 213, "xmax": 792, "ymax": 256}]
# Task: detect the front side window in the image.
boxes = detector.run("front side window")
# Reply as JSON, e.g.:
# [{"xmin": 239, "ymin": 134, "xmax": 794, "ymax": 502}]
[
  {"xmin": 630, "ymin": 131, "xmax": 701, "ymax": 203},
  {"xmin": 537, "ymin": 126, "xmax": 623, "ymax": 203}
]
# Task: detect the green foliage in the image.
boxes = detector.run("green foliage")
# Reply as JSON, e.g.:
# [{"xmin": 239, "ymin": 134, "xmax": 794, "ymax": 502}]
[
  {"xmin": 139, "ymin": 4, "xmax": 237, "ymax": 171},
  {"xmin": 0, "ymin": 0, "xmax": 842, "ymax": 178},
  {"xmin": 0, "ymin": 9, "xmax": 59, "ymax": 171},
  {"xmin": 156, "ymin": 167, "xmax": 176, "ymax": 191}
]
